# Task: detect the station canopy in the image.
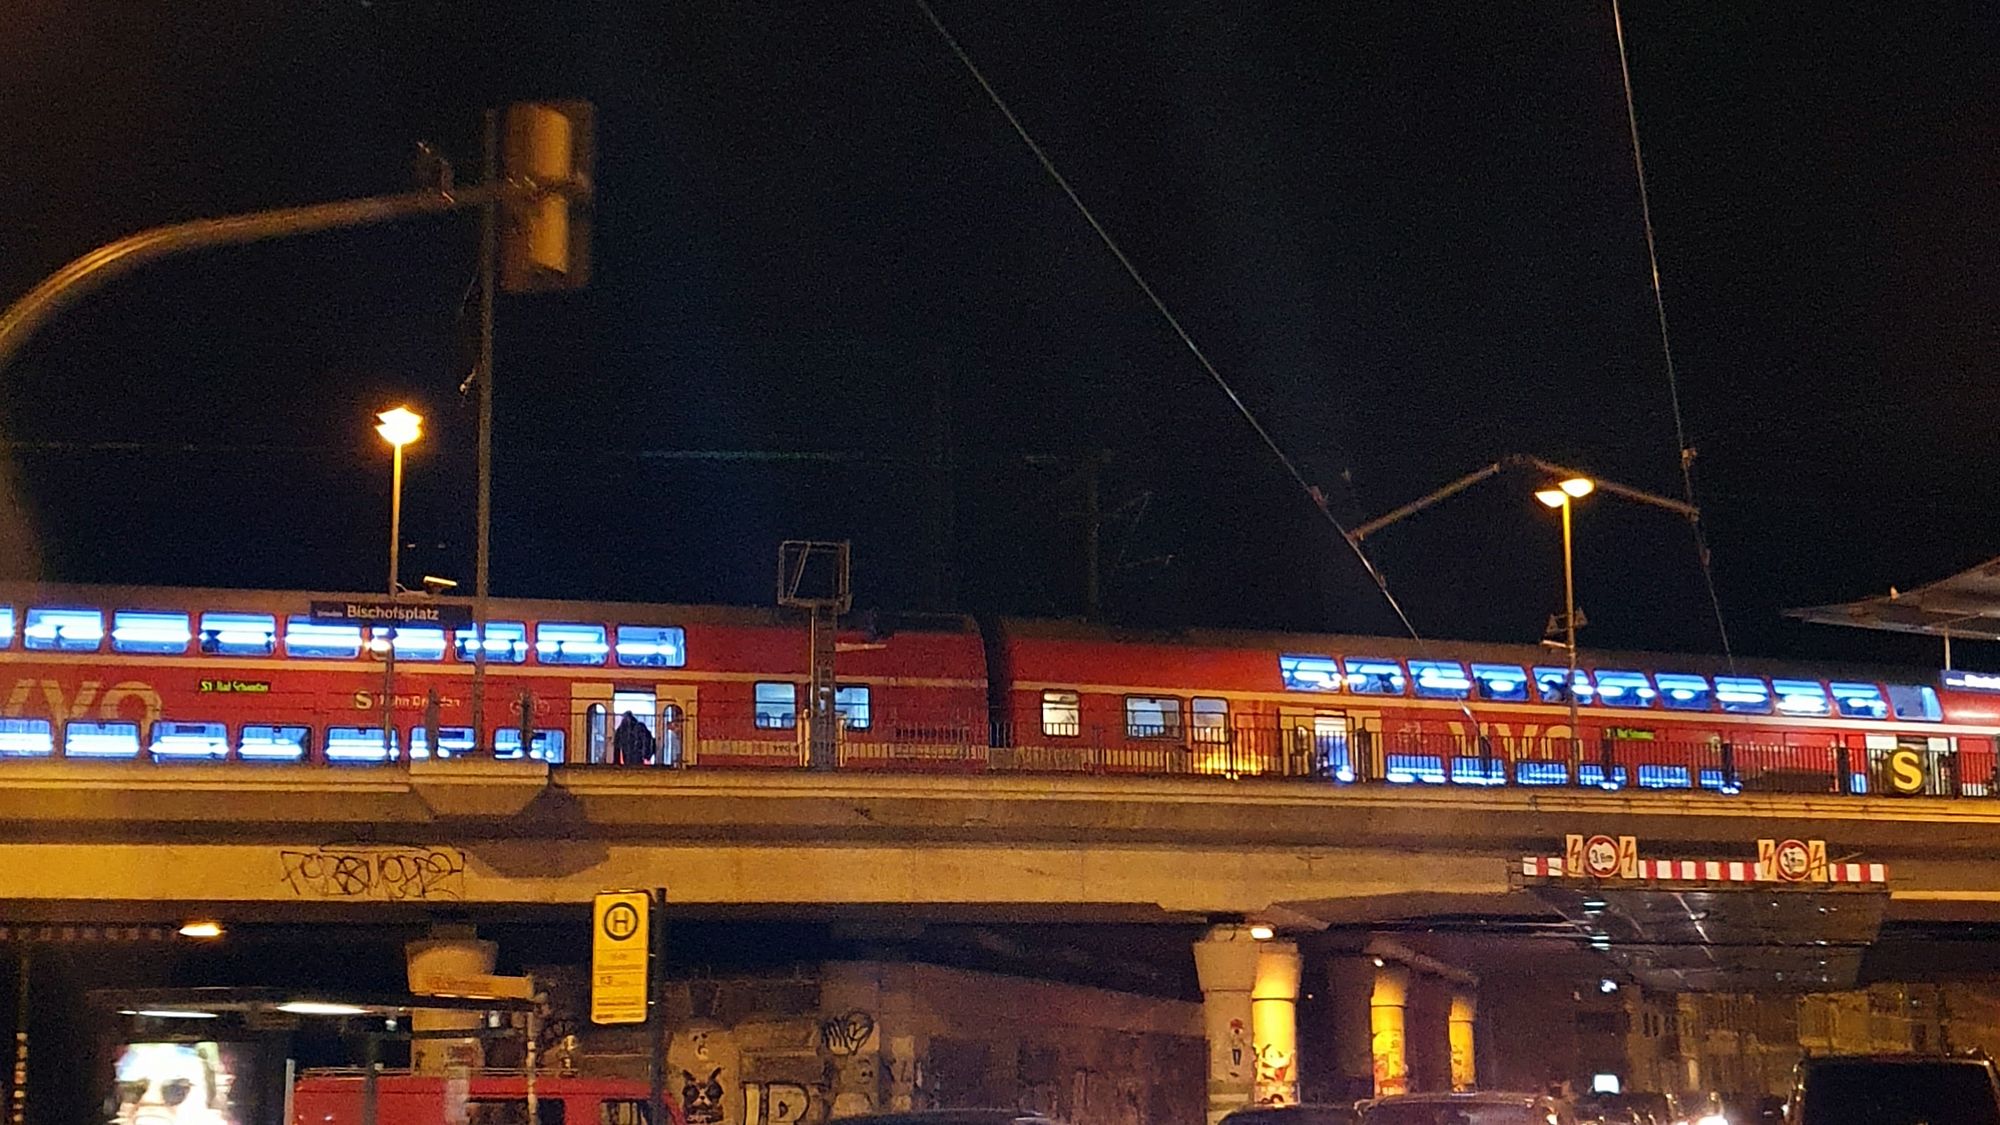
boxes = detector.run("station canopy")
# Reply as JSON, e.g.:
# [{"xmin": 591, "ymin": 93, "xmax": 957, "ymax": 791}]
[{"xmin": 1785, "ymin": 554, "xmax": 2000, "ymax": 641}]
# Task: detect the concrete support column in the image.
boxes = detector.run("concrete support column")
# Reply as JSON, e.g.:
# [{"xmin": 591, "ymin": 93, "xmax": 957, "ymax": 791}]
[
  {"xmin": 406, "ymin": 927, "xmax": 498, "ymax": 1074},
  {"xmin": 1193, "ymin": 925, "xmax": 1260, "ymax": 1125},
  {"xmin": 1448, "ymin": 993, "xmax": 1477, "ymax": 1091},
  {"xmin": 1370, "ymin": 965, "xmax": 1410, "ymax": 1099},
  {"xmin": 1251, "ymin": 941, "xmax": 1301, "ymax": 1107}
]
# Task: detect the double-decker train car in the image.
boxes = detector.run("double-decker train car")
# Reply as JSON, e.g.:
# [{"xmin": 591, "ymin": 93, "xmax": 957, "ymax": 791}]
[
  {"xmin": 987, "ymin": 618, "xmax": 1998, "ymax": 795},
  {"xmin": 0, "ymin": 583, "xmax": 988, "ymax": 769},
  {"xmin": 0, "ymin": 581, "xmax": 1993, "ymax": 797}
]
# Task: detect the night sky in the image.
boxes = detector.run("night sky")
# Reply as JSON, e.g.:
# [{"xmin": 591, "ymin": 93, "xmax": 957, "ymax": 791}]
[{"xmin": 1, "ymin": 1, "xmax": 1993, "ymax": 666}]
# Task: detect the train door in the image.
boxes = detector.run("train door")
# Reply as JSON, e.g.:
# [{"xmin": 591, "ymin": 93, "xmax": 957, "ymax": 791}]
[
  {"xmin": 572, "ymin": 683, "xmax": 614, "ymax": 764},
  {"xmin": 1280, "ymin": 707, "xmax": 1350, "ymax": 780},
  {"xmin": 656, "ymin": 684, "xmax": 696, "ymax": 767}
]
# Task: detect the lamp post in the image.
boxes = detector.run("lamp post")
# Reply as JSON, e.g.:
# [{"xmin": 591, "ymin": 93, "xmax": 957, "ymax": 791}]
[
  {"xmin": 1535, "ymin": 477, "xmax": 1594, "ymax": 775},
  {"xmin": 376, "ymin": 407, "xmax": 423, "ymax": 753}
]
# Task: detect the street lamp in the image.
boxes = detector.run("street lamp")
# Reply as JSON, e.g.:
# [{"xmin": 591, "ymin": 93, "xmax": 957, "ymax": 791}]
[
  {"xmin": 376, "ymin": 406, "xmax": 423, "ymax": 751},
  {"xmin": 1535, "ymin": 478, "xmax": 1593, "ymax": 770}
]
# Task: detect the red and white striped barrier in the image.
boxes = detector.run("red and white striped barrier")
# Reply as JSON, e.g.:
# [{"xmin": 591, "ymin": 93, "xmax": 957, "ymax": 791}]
[{"xmin": 1520, "ymin": 855, "xmax": 1886, "ymax": 884}]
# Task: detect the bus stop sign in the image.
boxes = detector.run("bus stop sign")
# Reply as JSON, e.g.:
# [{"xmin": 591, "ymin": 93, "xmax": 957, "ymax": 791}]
[{"xmin": 591, "ymin": 890, "xmax": 651, "ymax": 1025}]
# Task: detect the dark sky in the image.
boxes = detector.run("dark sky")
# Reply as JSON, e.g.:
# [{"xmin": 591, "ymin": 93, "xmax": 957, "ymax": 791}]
[{"xmin": 0, "ymin": 0, "xmax": 1993, "ymax": 665}]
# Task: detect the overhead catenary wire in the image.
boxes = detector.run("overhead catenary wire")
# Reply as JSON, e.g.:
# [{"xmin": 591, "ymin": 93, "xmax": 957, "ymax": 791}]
[
  {"xmin": 910, "ymin": 0, "xmax": 1425, "ymax": 644},
  {"xmin": 1608, "ymin": 0, "xmax": 1735, "ymax": 667}
]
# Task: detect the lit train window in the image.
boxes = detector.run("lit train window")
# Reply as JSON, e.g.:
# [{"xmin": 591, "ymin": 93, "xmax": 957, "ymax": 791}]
[
  {"xmin": 64, "ymin": 721, "xmax": 139, "ymax": 758},
  {"xmin": 1772, "ymin": 679, "xmax": 1831, "ymax": 717},
  {"xmin": 1343, "ymin": 658, "xmax": 1407, "ymax": 696},
  {"xmin": 1534, "ymin": 667, "xmax": 1595, "ymax": 705},
  {"xmin": 495, "ymin": 728, "xmax": 566, "ymax": 763},
  {"xmin": 285, "ymin": 617, "xmax": 363, "ymax": 659},
  {"xmin": 149, "ymin": 721, "xmax": 229, "ymax": 760},
  {"xmin": 1041, "ymin": 691, "xmax": 1080, "ymax": 737},
  {"xmin": 410, "ymin": 726, "xmax": 475, "ymax": 759},
  {"xmin": 1409, "ymin": 660, "xmax": 1471, "ymax": 700},
  {"xmin": 1279, "ymin": 654, "xmax": 1341, "ymax": 692},
  {"xmin": 112, "ymin": 610, "xmax": 191, "ymax": 655},
  {"xmin": 1125, "ymin": 696, "xmax": 1182, "ymax": 738},
  {"xmin": 1655, "ymin": 673, "xmax": 1712, "ymax": 711},
  {"xmin": 755, "ymin": 683, "xmax": 797, "ymax": 729},
  {"xmin": 1593, "ymin": 671, "xmax": 1657, "ymax": 708},
  {"xmin": 239, "ymin": 725, "xmax": 308, "ymax": 761},
  {"xmin": 23, "ymin": 607, "xmax": 104, "ymax": 652},
  {"xmin": 835, "ymin": 686, "xmax": 872, "ymax": 730},
  {"xmin": 0, "ymin": 606, "xmax": 13, "ymax": 648},
  {"xmin": 1829, "ymin": 682, "xmax": 1889, "ymax": 720},
  {"xmin": 386, "ymin": 626, "xmax": 446, "ymax": 661},
  {"xmin": 1471, "ymin": 664, "xmax": 1529, "ymax": 703},
  {"xmin": 325, "ymin": 726, "xmax": 397, "ymax": 763},
  {"xmin": 1714, "ymin": 676, "xmax": 1773, "ymax": 715},
  {"xmin": 615, "ymin": 626, "xmax": 687, "ymax": 668},
  {"xmin": 199, "ymin": 613, "xmax": 276, "ymax": 657},
  {"xmin": 453, "ymin": 622, "xmax": 528, "ymax": 663},
  {"xmin": 1888, "ymin": 684, "xmax": 1943, "ymax": 722},
  {"xmin": 1191, "ymin": 697, "xmax": 1229, "ymax": 743},
  {"xmin": 0, "ymin": 718, "xmax": 53, "ymax": 757},
  {"xmin": 535, "ymin": 623, "xmax": 608, "ymax": 666}
]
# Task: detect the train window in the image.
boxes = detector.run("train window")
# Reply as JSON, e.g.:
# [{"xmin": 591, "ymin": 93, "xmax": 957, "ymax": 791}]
[
  {"xmin": 325, "ymin": 726, "xmax": 397, "ymax": 763},
  {"xmin": 238, "ymin": 724, "xmax": 308, "ymax": 761},
  {"xmin": 149, "ymin": 721, "xmax": 229, "ymax": 760},
  {"xmin": 495, "ymin": 728, "xmax": 566, "ymax": 763},
  {"xmin": 111, "ymin": 610, "xmax": 192, "ymax": 655},
  {"xmin": 615, "ymin": 625, "xmax": 686, "ymax": 668},
  {"xmin": 384, "ymin": 626, "xmax": 447, "ymax": 661},
  {"xmin": 0, "ymin": 606, "xmax": 12, "ymax": 648},
  {"xmin": 1280, "ymin": 654, "xmax": 1342, "ymax": 692},
  {"xmin": 835, "ymin": 686, "xmax": 872, "ymax": 730},
  {"xmin": 1888, "ymin": 684, "xmax": 1943, "ymax": 722},
  {"xmin": 1655, "ymin": 672, "xmax": 1712, "ymax": 711},
  {"xmin": 23, "ymin": 607, "xmax": 104, "ymax": 652},
  {"xmin": 1471, "ymin": 664, "xmax": 1530, "ymax": 703},
  {"xmin": 285, "ymin": 617, "xmax": 363, "ymax": 659},
  {"xmin": 0, "ymin": 718, "xmax": 53, "ymax": 758},
  {"xmin": 1343, "ymin": 658, "xmax": 1407, "ymax": 696},
  {"xmin": 536, "ymin": 622, "xmax": 609, "ymax": 666},
  {"xmin": 1125, "ymin": 696, "xmax": 1183, "ymax": 739},
  {"xmin": 1409, "ymin": 660, "xmax": 1471, "ymax": 700},
  {"xmin": 198, "ymin": 612, "xmax": 276, "ymax": 657},
  {"xmin": 64, "ymin": 721, "xmax": 139, "ymax": 759},
  {"xmin": 1714, "ymin": 676, "xmax": 1773, "ymax": 715},
  {"xmin": 755, "ymin": 683, "xmax": 797, "ymax": 729},
  {"xmin": 1191, "ymin": 697, "xmax": 1229, "ymax": 743},
  {"xmin": 453, "ymin": 622, "xmax": 529, "ymax": 663},
  {"xmin": 1042, "ymin": 691, "xmax": 1080, "ymax": 737},
  {"xmin": 1829, "ymin": 682, "xmax": 1889, "ymax": 720},
  {"xmin": 1534, "ymin": 667, "xmax": 1595, "ymax": 705},
  {"xmin": 1593, "ymin": 670, "xmax": 1657, "ymax": 708},
  {"xmin": 1772, "ymin": 679, "xmax": 1831, "ymax": 717},
  {"xmin": 410, "ymin": 726, "xmax": 476, "ymax": 759}
]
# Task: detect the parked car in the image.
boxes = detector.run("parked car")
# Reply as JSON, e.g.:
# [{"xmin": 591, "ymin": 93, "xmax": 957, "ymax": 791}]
[
  {"xmin": 1359, "ymin": 1092, "xmax": 1575, "ymax": 1125},
  {"xmin": 1222, "ymin": 1105, "xmax": 1364, "ymax": 1125},
  {"xmin": 1787, "ymin": 1053, "xmax": 2000, "ymax": 1125},
  {"xmin": 291, "ymin": 1070, "xmax": 686, "ymax": 1125}
]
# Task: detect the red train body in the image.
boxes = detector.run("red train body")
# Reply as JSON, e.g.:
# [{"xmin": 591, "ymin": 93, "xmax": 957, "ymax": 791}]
[{"xmin": 0, "ymin": 582, "xmax": 1990, "ymax": 798}]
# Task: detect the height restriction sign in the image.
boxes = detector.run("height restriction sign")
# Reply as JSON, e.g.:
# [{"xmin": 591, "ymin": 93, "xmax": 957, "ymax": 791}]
[{"xmin": 591, "ymin": 890, "xmax": 652, "ymax": 1025}]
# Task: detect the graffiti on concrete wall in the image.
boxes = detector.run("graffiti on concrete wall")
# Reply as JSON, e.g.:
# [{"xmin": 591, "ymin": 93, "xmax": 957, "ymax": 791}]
[
  {"xmin": 820, "ymin": 1011, "xmax": 876, "ymax": 1056},
  {"xmin": 279, "ymin": 845, "xmax": 465, "ymax": 900},
  {"xmin": 683, "ymin": 1068, "xmax": 726, "ymax": 1125},
  {"xmin": 1254, "ymin": 1042, "xmax": 1296, "ymax": 1106},
  {"xmin": 743, "ymin": 1082, "xmax": 814, "ymax": 1125}
]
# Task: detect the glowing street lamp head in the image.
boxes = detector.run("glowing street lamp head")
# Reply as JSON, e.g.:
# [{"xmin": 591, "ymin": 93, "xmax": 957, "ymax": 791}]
[
  {"xmin": 1559, "ymin": 477, "xmax": 1595, "ymax": 499},
  {"xmin": 1535, "ymin": 488, "xmax": 1567, "ymax": 509},
  {"xmin": 375, "ymin": 406, "xmax": 423, "ymax": 449}
]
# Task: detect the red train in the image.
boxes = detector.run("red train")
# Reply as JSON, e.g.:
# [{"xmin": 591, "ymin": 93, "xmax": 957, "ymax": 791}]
[{"xmin": 0, "ymin": 581, "xmax": 1991, "ymax": 797}]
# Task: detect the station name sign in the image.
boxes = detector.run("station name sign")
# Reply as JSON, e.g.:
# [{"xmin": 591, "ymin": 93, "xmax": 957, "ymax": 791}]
[
  {"xmin": 308, "ymin": 600, "xmax": 473, "ymax": 629},
  {"xmin": 1943, "ymin": 669, "xmax": 2000, "ymax": 693}
]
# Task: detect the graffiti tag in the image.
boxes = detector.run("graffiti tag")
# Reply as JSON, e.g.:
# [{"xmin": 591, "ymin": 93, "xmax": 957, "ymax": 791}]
[
  {"xmin": 819, "ymin": 1010, "xmax": 876, "ymax": 1056},
  {"xmin": 279, "ymin": 845, "xmax": 466, "ymax": 900}
]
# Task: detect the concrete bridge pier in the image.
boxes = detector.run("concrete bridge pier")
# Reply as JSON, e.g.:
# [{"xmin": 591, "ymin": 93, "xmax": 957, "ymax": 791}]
[
  {"xmin": 1319, "ymin": 945, "xmax": 1479, "ymax": 1101},
  {"xmin": 1194, "ymin": 925, "xmax": 1301, "ymax": 1125}
]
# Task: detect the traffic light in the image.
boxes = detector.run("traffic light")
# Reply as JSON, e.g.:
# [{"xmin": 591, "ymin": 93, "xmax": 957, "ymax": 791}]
[{"xmin": 501, "ymin": 100, "xmax": 593, "ymax": 293}]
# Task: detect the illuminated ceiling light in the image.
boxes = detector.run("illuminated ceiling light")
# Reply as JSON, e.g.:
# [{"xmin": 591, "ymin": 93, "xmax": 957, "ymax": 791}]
[
  {"xmin": 1371, "ymin": 956, "xmax": 1386, "ymax": 968},
  {"xmin": 1249, "ymin": 925, "xmax": 1275, "ymax": 941},
  {"xmin": 1599, "ymin": 978, "xmax": 1619, "ymax": 993},
  {"xmin": 277, "ymin": 1001, "xmax": 370, "ymax": 1016},
  {"xmin": 127, "ymin": 1009, "xmax": 219, "ymax": 1020},
  {"xmin": 374, "ymin": 406, "xmax": 424, "ymax": 448},
  {"xmin": 1559, "ymin": 477, "xmax": 1595, "ymax": 499},
  {"xmin": 178, "ymin": 920, "xmax": 224, "ymax": 939}
]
